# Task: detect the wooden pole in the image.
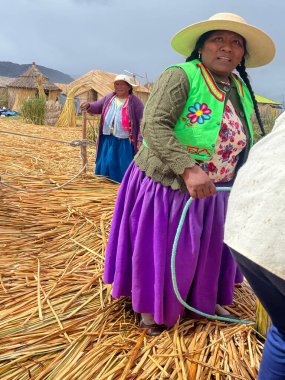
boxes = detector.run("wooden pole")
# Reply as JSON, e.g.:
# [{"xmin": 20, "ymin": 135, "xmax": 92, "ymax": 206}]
[{"xmin": 82, "ymin": 111, "xmax": 87, "ymax": 173}]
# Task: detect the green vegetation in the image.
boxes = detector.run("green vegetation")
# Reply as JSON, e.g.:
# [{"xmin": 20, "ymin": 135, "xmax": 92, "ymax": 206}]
[
  {"xmin": 86, "ymin": 117, "xmax": 100, "ymax": 142},
  {"xmin": 21, "ymin": 97, "xmax": 46, "ymax": 125},
  {"xmin": 0, "ymin": 93, "xmax": 8, "ymax": 108},
  {"xmin": 76, "ymin": 115, "xmax": 100, "ymax": 142}
]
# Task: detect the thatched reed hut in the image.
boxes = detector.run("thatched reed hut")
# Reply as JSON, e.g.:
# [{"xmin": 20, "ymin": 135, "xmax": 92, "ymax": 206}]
[
  {"xmin": 57, "ymin": 69, "xmax": 150, "ymax": 105},
  {"xmin": 0, "ymin": 76, "xmax": 15, "ymax": 106},
  {"xmin": 7, "ymin": 62, "xmax": 61, "ymax": 111},
  {"xmin": 255, "ymin": 94, "xmax": 283, "ymax": 123},
  {"xmin": 255, "ymin": 94, "xmax": 283, "ymax": 112}
]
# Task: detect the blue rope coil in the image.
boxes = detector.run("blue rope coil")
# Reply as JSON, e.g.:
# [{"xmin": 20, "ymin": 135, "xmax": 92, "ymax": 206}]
[{"xmin": 171, "ymin": 186, "xmax": 254, "ymax": 325}]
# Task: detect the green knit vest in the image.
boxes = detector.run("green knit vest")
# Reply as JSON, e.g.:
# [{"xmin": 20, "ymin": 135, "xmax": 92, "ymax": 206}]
[
  {"xmin": 169, "ymin": 60, "xmax": 254, "ymax": 161},
  {"xmin": 143, "ymin": 60, "xmax": 254, "ymax": 161}
]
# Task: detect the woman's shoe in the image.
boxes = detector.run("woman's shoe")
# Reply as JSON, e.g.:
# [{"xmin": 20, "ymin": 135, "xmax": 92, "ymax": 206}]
[
  {"xmin": 139, "ymin": 320, "xmax": 166, "ymax": 336},
  {"xmin": 218, "ymin": 313, "xmax": 240, "ymax": 320},
  {"xmin": 215, "ymin": 304, "xmax": 240, "ymax": 320}
]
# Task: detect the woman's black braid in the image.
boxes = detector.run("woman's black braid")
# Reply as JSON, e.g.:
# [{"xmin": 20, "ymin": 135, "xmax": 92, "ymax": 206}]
[
  {"xmin": 236, "ymin": 59, "xmax": 266, "ymax": 136},
  {"xmin": 185, "ymin": 31, "xmax": 266, "ymax": 137}
]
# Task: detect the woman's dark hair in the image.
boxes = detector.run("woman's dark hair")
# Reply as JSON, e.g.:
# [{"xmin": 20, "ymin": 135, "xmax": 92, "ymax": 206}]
[
  {"xmin": 236, "ymin": 58, "xmax": 266, "ymax": 136},
  {"xmin": 185, "ymin": 31, "xmax": 214, "ymax": 62},
  {"xmin": 185, "ymin": 30, "xmax": 265, "ymax": 136}
]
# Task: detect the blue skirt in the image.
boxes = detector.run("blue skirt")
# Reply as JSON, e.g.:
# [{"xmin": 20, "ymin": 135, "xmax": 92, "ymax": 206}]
[{"xmin": 95, "ymin": 134, "xmax": 135, "ymax": 183}]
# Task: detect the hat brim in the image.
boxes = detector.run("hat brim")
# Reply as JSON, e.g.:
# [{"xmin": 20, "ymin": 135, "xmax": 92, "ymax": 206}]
[
  {"xmin": 171, "ymin": 19, "xmax": 275, "ymax": 68},
  {"xmin": 114, "ymin": 79, "xmax": 138, "ymax": 87}
]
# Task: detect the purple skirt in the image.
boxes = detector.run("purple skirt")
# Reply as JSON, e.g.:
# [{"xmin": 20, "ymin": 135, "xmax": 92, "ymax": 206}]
[{"xmin": 104, "ymin": 163, "xmax": 240, "ymax": 327}]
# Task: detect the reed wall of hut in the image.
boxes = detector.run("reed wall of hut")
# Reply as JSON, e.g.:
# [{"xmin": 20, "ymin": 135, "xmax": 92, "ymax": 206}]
[
  {"xmin": 133, "ymin": 91, "xmax": 149, "ymax": 104},
  {"xmin": 8, "ymin": 88, "xmax": 61, "ymax": 112},
  {"xmin": 0, "ymin": 87, "xmax": 6, "ymax": 97},
  {"xmin": 258, "ymin": 104, "xmax": 283, "ymax": 122},
  {"xmin": 0, "ymin": 88, "xmax": 8, "ymax": 106},
  {"xmin": 74, "ymin": 89, "xmax": 98, "ymax": 105},
  {"xmin": 0, "ymin": 76, "xmax": 14, "ymax": 106}
]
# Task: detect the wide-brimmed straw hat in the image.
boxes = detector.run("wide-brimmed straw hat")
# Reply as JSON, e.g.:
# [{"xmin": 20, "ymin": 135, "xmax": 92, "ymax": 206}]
[
  {"xmin": 171, "ymin": 12, "xmax": 275, "ymax": 68},
  {"xmin": 114, "ymin": 74, "xmax": 138, "ymax": 87}
]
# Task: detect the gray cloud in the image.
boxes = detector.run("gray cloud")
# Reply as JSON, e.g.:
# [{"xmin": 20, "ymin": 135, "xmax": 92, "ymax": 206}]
[{"xmin": 1, "ymin": 0, "xmax": 284, "ymax": 102}]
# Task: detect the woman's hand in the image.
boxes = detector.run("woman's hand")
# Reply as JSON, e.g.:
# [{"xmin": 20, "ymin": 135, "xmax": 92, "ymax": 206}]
[
  {"xmin": 182, "ymin": 165, "xmax": 216, "ymax": 199},
  {"xmin": 137, "ymin": 141, "xmax": 142, "ymax": 150},
  {"xmin": 80, "ymin": 102, "xmax": 90, "ymax": 111}
]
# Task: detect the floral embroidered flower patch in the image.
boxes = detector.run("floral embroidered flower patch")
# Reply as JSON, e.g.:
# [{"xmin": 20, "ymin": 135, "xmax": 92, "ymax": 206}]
[{"xmin": 187, "ymin": 102, "xmax": 212, "ymax": 124}]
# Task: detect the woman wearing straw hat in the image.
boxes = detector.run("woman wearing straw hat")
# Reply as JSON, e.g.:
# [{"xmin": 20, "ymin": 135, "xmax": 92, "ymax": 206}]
[
  {"xmin": 225, "ymin": 111, "xmax": 285, "ymax": 379},
  {"xmin": 104, "ymin": 13, "xmax": 275, "ymax": 335},
  {"xmin": 80, "ymin": 74, "xmax": 144, "ymax": 183}
]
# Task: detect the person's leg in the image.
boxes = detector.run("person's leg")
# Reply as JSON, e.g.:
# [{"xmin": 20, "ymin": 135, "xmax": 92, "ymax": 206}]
[
  {"xmin": 231, "ymin": 250, "xmax": 285, "ymax": 379},
  {"xmin": 140, "ymin": 313, "xmax": 155, "ymax": 325},
  {"xmin": 140, "ymin": 313, "xmax": 166, "ymax": 336},
  {"xmin": 259, "ymin": 326, "xmax": 285, "ymax": 380}
]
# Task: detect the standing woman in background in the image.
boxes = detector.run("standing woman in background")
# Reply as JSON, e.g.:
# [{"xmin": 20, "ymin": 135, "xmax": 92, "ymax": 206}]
[
  {"xmin": 81, "ymin": 74, "xmax": 144, "ymax": 183},
  {"xmin": 104, "ymin": 13, "xmax": 275, "ymax": 335}
]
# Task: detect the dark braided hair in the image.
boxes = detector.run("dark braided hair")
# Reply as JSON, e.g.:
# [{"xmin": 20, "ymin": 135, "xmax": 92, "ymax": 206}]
[
  {"xmin": 185, "ymin": 31, "xmax": 266, "ymax": 136},
  {"xmin": 236, "ymin": 58, "xmax": 266, "ymax": 136}
]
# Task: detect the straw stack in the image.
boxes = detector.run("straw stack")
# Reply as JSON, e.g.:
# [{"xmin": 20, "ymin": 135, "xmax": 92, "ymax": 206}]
[
  {"xmin": 256, "ymin": 299, "xmax": 272, "ymax": 337},
  {"xmin": 55, "ymin": 86, "xmax": 81, "ymax": 128},
  {"xmin": 0, "ymin": 118, "xmax": 264, "ymax": 379},
  {"xmin": 37, "ymin": 75, "xmax": 46, "ymax": 99}
]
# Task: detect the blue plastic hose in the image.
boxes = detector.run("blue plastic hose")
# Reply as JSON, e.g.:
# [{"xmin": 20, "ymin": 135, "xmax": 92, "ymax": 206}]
[{"xmin": 171, "ymin": 186, "xmax": 254, "ymax": 325}]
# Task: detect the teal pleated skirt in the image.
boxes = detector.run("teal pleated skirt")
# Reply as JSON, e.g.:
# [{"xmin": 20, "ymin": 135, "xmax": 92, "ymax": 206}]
[{"xmin": 95, "ymin": 134, "xmax": 135, "ymax": 183}]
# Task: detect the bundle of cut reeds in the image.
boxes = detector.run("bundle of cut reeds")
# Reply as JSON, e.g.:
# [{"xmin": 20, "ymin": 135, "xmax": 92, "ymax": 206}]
[
  {"xmin": 256, "ymin": 299, "xmax": 271, "ymax": 337},
  {"xmin": 37, "ymin": 75, "xmax": 46, "ymax": 99},
  {"xmin": 55, "ymin": 86, "xmax": 81, "ymax": 128}
]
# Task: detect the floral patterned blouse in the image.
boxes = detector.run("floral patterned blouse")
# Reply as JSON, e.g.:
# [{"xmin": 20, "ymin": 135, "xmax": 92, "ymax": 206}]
[{"xmin": 200, "ymin": 99, "xmax": 247, "ymax": 183}]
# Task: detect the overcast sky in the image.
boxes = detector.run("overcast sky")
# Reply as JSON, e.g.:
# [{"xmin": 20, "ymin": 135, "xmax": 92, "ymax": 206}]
[{"xmin": 1, "ymin": 0, "xmax": 284, "ymax": 102}]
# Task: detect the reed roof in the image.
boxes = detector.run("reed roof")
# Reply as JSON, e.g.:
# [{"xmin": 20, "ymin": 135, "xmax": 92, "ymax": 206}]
[
  {"xmin": 66, "ymin": 69, "xmax": 149, "ymax": 97},
  {"xmin": 54, "ymin": 82, "xmax": 69, "ymax": 94},
  {"xmin": 0, "ymin": 76, "xmax": 15, "ymax": 87},
  {"xmin": 255, "ymin": 94, "xmax": 283, "ymax": 105},
  {"xmin": 8, "ymin": 62, "xmax": 60, "ymax": 91}
]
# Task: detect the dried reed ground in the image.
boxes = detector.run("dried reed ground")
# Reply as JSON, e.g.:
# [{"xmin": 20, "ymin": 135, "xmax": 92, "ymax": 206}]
[{"xmin": 0, "ymin": 118, "xmax": 264, "ymax": 380}]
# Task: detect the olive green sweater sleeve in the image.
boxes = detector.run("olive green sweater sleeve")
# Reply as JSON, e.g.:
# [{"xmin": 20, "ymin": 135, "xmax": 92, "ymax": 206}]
[{"xmin": 138, "ymin": 67, "xmax": 196, "ymax": 174}]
